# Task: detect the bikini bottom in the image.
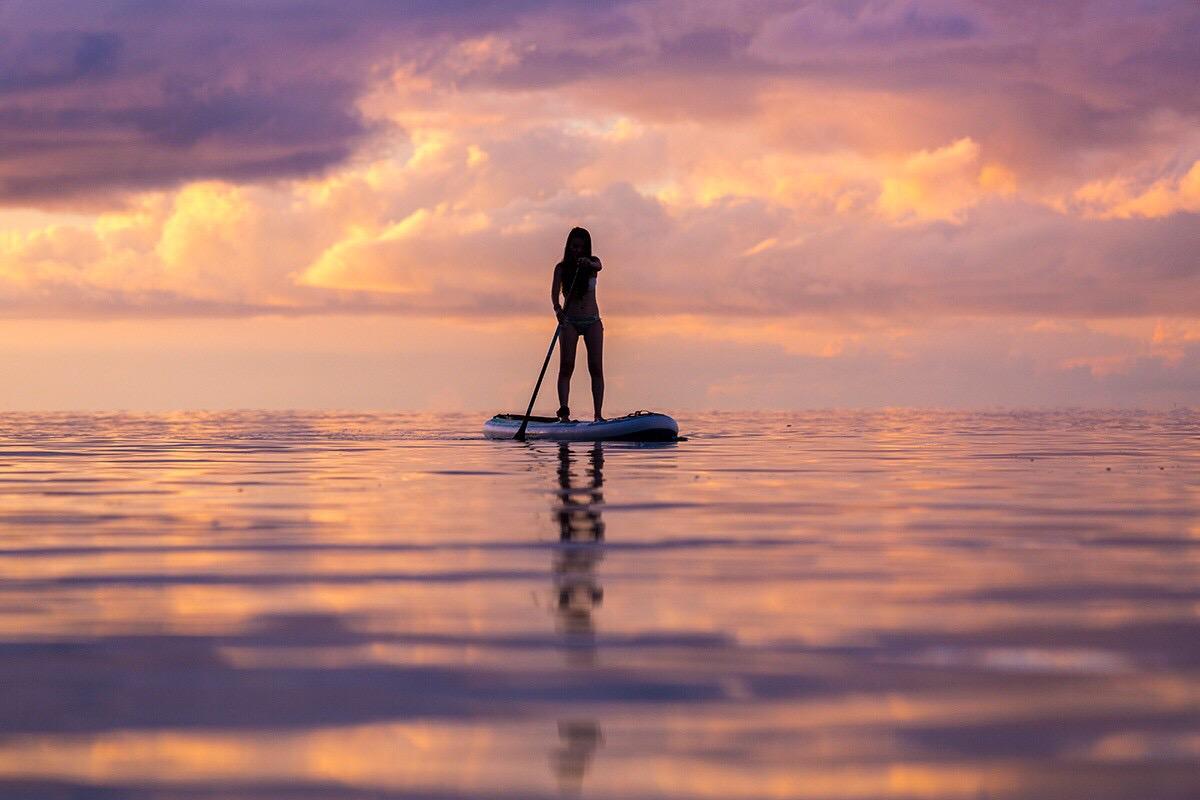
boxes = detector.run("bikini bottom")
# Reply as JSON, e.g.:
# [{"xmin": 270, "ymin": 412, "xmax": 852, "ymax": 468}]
[{"xmin": 564, "ymin": 314, "xmax": 601, "ymax": 334}]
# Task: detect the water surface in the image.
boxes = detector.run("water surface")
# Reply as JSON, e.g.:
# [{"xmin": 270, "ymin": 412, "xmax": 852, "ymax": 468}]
[{"xmin": 0, "ymin": 410, "xmax": 1197, "ymax": 799}]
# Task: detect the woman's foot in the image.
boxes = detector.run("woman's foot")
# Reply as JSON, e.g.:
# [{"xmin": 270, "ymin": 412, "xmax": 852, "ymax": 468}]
[
  {"xmin": 557, "ymin": 405, "xmax": 571, "ymax": 423},
  {"xmin": 594, "ymin": 415, "xmax": 606, "ymax": 423}
]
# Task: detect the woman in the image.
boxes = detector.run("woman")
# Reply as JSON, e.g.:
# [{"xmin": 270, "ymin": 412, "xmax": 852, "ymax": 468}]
[{"xmin": 551, "ymin": 227, "xmax": 604, "ymax": 422}]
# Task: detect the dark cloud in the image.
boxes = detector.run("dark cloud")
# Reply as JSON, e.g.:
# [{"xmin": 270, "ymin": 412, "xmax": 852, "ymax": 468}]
[
  {"xmin": 773, "ymin": 0, "xmax": 982, "ymax": 47},
  {"xmin": 0, "ymin": 81, "xmax": 368, "ymax": 201},
  {"xmin": 0, "ymin": 30, "xmax": 121, "ymax": 92},
  {"xmin": 0, "ymin": 18, "xmax": 374, "ymax": 203},
  {"xmin": 0, "ymin": 0, "xmax": 634, "ymax": 206},
  {"xmin": 121, "ymin": 79, "xmax": 366, "ymax": 150},
  {"xmin": 659, "ymin": 27, "xmax": 756, "ymax": 67}
]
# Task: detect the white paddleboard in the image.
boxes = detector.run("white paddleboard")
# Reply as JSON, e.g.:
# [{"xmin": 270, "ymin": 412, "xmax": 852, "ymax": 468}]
[{"xmin": 483, "ymin": 411, "xmax": 679, "ymax": 441}]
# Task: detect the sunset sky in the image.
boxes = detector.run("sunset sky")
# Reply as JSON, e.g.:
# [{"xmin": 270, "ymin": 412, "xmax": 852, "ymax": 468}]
[{"xmin": 1, "ymin": 0, "xmax": 1198, "ymax": 410}]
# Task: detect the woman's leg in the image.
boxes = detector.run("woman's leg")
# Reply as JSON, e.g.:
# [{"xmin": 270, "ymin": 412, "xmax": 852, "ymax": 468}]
[
  {"xmin": 583, "ymin": 320, "xmax": 604, "ymax": 420},
  {"xmin": 557, "ymin": 324, "xmax": 579, "ymax": 418}
]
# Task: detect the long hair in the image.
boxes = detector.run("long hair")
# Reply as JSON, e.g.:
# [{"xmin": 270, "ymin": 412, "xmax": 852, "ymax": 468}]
[{"xmin": 558, "ymin": 227, "xmax": 593, "ymax": 302}]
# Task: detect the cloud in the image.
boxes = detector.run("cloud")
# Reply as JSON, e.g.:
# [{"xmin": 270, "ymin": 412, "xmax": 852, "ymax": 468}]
[
  {"xmin": 756, "ymin": 1, "xmax": 980, "ymax": 50},
  {"xmin": 744, "ymin": 202, "xmax": 1200, "ymax": 318},
  {"xmin": 877, "ymin": 137, "xmax": 989, "ymax": 222},
  {"xmin": 0, "ymin": 13, "xmax": 374, "ymax": 201},
  {"xmin": 0, "ymin": 0, "xmax": 637, "ymax": 205},
  {"xmin": 0, "ymin": 30, "xmax": 121, "ymax": 92},
  {"xmin": 1072, "ymin": 160, "xmax": 1200, "ymax": 219}
]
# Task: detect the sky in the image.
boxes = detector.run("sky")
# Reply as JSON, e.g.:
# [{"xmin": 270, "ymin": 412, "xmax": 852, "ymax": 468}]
[{"xmin": 1, "ymin": 0, "xmax": 1198, "ymax": 411}]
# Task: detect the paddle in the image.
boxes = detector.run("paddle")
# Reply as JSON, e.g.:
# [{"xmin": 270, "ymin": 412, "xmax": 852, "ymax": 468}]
[{"xmin": 515, "ymin": 264, "xmax": 585, "ymax": 441}]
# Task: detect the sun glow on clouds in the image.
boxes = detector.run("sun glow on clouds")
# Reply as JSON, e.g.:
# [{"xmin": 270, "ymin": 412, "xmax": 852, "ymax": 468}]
[
  {"xmin": 1073, "ymin": 161, "xmax": 1200, "ymax": 220},
  {"xmin": 0, "ymin": 0, "xmax": 1198, "ymax": 408},
  {"xmin": 876, "ymin": 138, "xmax": 1018, "ymax": 223}
]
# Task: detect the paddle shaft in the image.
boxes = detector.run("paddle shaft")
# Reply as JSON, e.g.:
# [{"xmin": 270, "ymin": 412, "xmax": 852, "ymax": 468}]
[
  {"xmin": 515, "ymin": 263, "xmax": 587, "ymax": 441},
  {"xmin": 513, "ymin": 326, "xmax": 562, "ymax": 441}
]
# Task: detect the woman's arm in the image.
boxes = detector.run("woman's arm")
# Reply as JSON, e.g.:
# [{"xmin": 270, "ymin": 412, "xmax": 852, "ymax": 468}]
[
  {"xmin": 582, "ymin": 255, "xmax": 601, "ymax": 271},
  {"xmin": 551, "ymin": 263, "xmax": 564, "ymax": 317}
]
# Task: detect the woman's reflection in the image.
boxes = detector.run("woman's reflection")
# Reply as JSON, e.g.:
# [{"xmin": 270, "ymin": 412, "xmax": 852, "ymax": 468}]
[
  {"xmin": 552, "ymin": 442, "xmax": 605, "ymax": 661},
  {"xmin": 550, "ymin": 719, "xmax": 604, "ymax": 797},
  {"xmin": 549, "ymin": 442, "xmax": 606, "ymax": 796}
]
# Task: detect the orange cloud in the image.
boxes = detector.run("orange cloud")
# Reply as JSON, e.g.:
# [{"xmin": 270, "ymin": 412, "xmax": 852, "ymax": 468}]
[
  {"xmin": 877, "ymin": 138, "xmax": 986, "ymax": 223},
  {"xmin": 1073, "ymin": 160, "xmax": 1200, "ymax": 219}
]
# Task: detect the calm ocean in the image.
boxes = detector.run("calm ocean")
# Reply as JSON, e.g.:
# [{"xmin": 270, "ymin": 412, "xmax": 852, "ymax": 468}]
[{"xmin": 0, "ymin": 410, "xmax": 1197, "ymax": 799}]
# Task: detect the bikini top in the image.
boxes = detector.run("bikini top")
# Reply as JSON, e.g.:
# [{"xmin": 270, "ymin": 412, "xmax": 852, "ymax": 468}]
[{"xmin": 562, "ymin": 259, "xmax": 598, "ymax": 299}]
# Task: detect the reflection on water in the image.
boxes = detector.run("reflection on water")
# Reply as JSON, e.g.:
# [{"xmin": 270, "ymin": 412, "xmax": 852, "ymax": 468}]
[
  {"xmin": 0, "ymin": 409, "xmax": 1197, "ymax": 799},
  {"xmin": 553, "ymin": 442, "xmax": 606, "ymax": 660},
  {"xmin": 550, "ymin": 443, "xmax": 607, "ymax": 794},
  {"xmin": 551, "ymin": 719, "xmax": 604, "ymax": 797}
]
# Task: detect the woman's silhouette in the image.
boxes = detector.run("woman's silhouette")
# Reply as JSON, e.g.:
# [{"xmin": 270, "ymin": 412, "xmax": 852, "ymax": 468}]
[{"xmin": 551, "ymin": 227, "xmax": 604, "ymax": 422}]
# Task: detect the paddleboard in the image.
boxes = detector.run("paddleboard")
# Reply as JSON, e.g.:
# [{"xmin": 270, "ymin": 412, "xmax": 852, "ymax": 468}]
[{"xmin": 483, "ymin": 411, "xmax": 679, "ymax": 441}]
